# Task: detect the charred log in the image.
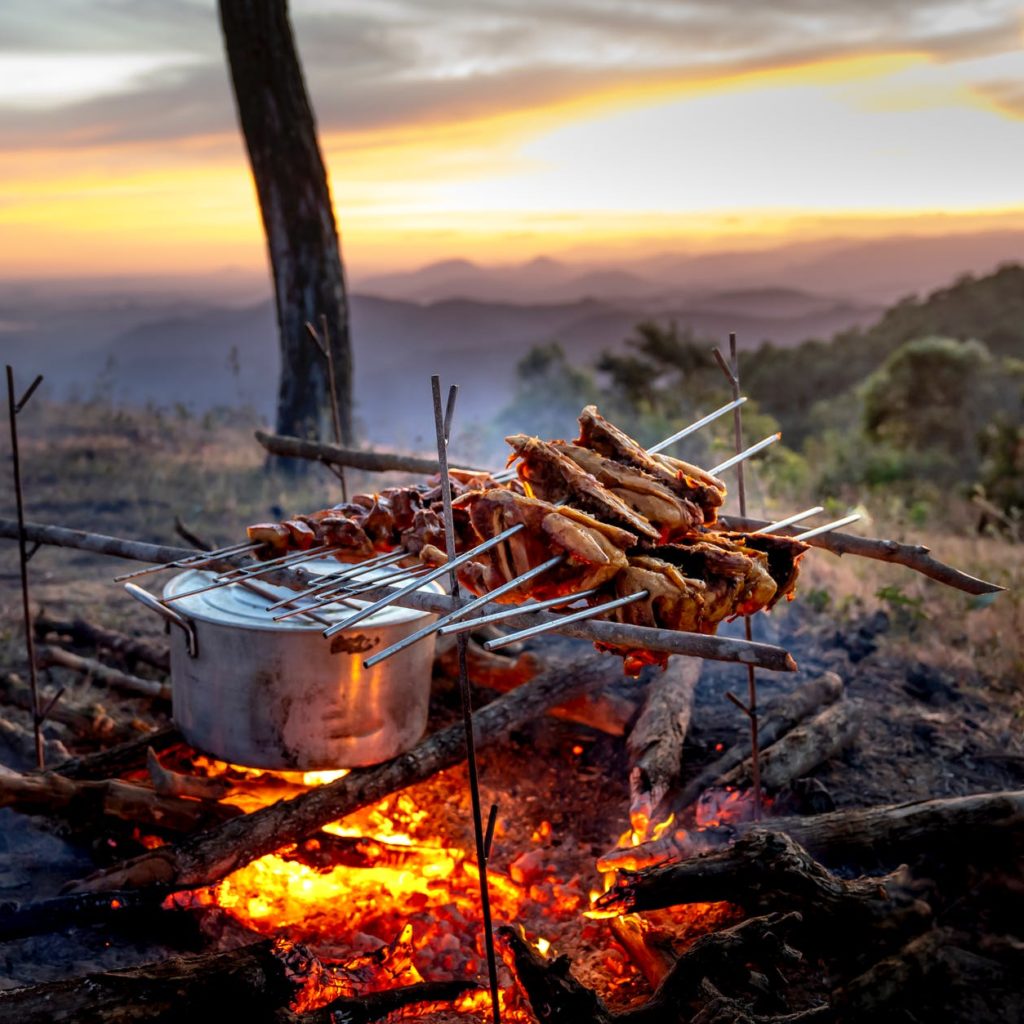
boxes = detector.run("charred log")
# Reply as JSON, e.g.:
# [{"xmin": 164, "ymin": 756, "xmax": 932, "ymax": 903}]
[
  {"xmin": 0, "ymin": 764, "xmax": 240, "ymax": 835},
  {"xmin": 50, "ymin": 725, "xmax": 184, "ymax": 781},
  {"xmin": 717, "ymin": 699, "xmax": 862, "ymax": 792},
  {"xmin": 34, "ymin": 613, "xmax": 170, "ymax": 672},
  {"xmin": 676, "ymin": 674, "xmax": 843, "ymax": 811},
  {"xmin": 36, "ymin": 644, "xmax": 170, "ymax": 702},
  {"xmin": 595, "ymin": 830, "xmax": 929, "ymax": 940},
  {"xmin": 627, "ymin": 656, "xmax": 700, "ymax": 834}
]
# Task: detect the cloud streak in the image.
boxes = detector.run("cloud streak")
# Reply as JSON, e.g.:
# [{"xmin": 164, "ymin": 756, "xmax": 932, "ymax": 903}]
[{"xmin": 0, "ymin": 0, "xmax": 1020, "ymax": 149}]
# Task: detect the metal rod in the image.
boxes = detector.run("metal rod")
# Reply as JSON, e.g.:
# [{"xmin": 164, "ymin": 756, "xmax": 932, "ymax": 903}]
[
  {"xmin": 112, "ymin": 541, "xmax": 261, "ymax": 582},
  {"xmin": 308, "ymin": 315, "xmax": 348, "ymax": 502},
  {"xmin": 483, "ymin": 590, "xmax": 649, "ymax": 652},
  {"xmin": 754, "ymin": 506, "xmax": 824, "ymax": 534},
  {"xmin": 262, "ymin": 550, "xmax": 406, "ymax": 610},
  {"xmin": 322, "ymin": 522, "xmax": 525, "ymax": 638},
  {"xmin": 163, "ymin": 545, "xmax": 332, "ymax": 602},
  {"xmin": 647, "ymin": 396, "xmax": 748, "ymax": 454},
  {"xmin": 709, "ymin": 432, "xmax": 780, "ymax": 476},
  {"xmin": 443, "ymin": 384, "xmax": 458, "ymax": 444},
  {"xmin": 437, "ymin": 588, "xmax": 600, "ymax": 636},
  {"xmin": 6, "ymin": 365, "xmax": 44, "ymax": 769},
  {"xmin": 272, "ymin": 565, "xmax": 431, "ymax": 621},
  {"xmin": 363, "ymin": 555, "xmax": 565, "ymax": 668},
  {"xmin": 431, "ymin": 375, "xmax": 502, "ymax": 1024},
  {"xmin": 212, "ymin": 543, "xmax": 332, "ymax": 581},
  {"xmin": 793, "ymin": 513, "xmax": 862, "ymax": 541},
  {"xmin": 720, "ymin": 334, "xmax": 761, "ymax": 822}
]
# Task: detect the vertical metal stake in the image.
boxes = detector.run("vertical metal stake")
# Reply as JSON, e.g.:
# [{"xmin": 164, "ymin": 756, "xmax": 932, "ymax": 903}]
[
  {"xmin": 727, "ymin": 334, "xmax": 762, "ymax": 821},
  {"xmin": 6, "ymin": 365, "xmax": 44, "ymax": 769},
  {"xmin": 431, "ymin": 375, "xmax": 502, "ymax": 1024},
  {"xmin": 307, "ymin": 316, "xmax": 348, "ymax": 502}
]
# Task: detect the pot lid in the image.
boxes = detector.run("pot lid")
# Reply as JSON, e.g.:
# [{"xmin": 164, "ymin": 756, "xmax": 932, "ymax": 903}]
[{"xmin": 162, "ymin": 559, "xmax": 444, "ymax": 631}]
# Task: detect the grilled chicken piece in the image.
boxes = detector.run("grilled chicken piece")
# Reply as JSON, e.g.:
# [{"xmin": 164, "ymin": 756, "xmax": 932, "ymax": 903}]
[
  {"xmin": 283, "ymin": 520, "xmax": 317, "ymax": 550},
  {"xmin": 644, "ymin": 538, "xmax": 778, "ymax": 623},
  {"xmin": 576, "ymin": 405, "xmax": 726, "ymax": 522},
  {"xmin": 505, "ymin": 433, "xmax": 659, "ymax": 540},
  {"xmin": 451, "ymin": 488, "xmax": 636, "ymax": 601},
  {"xmin": 510, "ymin": 434, "xmax": 704, "ymax": 541},
  {"xmin": 717, "ymin": 531, "xmax": 809, "ymax": 608}
]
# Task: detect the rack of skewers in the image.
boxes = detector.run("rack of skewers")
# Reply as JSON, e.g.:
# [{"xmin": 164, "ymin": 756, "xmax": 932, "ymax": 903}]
[{"xmin": 115, "ymin": 399, "xmax": 1001, "ymax": 678}]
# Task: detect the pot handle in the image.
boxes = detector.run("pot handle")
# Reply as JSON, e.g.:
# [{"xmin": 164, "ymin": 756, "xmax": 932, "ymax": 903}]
[{"xmin": 124, "ymin": 582, "xmax": 199, "ymax": 658}]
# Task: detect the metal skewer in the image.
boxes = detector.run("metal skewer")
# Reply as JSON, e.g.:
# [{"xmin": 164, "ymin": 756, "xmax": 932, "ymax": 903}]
[
  {"xmin": 793, "ymin": 513, "xmax": 861, "ymax": 541},
  {"xmin": 647, "ymin": 396, "xmax": 748, "ymax": 454},
  {"xmin": 709, "ymin": 432, "xmax": 780, "ymax": 476},
  {"xmin": 363, "ymin": 555, "xmax": 564, "ymax": 668},
  {"xmin": 482, "ymin": 589, "xmax": 649, "ymax": 652},
  {"xmin": 753, "ymin": 506, "xmax": 825, "ymax": 535},
  {"xmin": 491, "ymin": 396, "xmax": 748, "ymax": 482},
  {"xmin": 262, "ymin": 550, "xmax": 407, "ymax": 611},
  {"xmin": 235, "ymin": 578, "xmax": 333, "ymax": 627},
  {"xmin": 212, "ymin": 543, "xmax": 332, "ymax": 581},
  {"xmin": 273, "ymin": 564, "xmax": 434, "ymax": 621},
  {"xmin": 437, "ymin": 587, "xmax": 600, "ymax": 637},
  {"xmin": 164, "ymin": 545, "xmax": 334, "ymax": 603},
  {"xmin": 322, "ymin": 522, "xmax": 526, "ymax": 639},
  {"xmin": 112, "ymin": 541, "xmax": 262, "ymax": 582}
]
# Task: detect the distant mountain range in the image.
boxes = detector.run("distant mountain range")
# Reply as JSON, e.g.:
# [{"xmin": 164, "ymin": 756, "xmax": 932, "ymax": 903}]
[
  {"xmin": 1, "ymin": 228, "xmax": 1020, "ymax": 459},
  {"xmin": 356, "ymin": 230, "xmax": 1024, "ymax": 306}
]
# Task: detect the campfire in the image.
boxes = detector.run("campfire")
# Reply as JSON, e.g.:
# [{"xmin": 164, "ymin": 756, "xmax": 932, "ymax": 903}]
[{"xmin": 1, "ymin": 385, "xmax": 1020, "ymax": 1024}]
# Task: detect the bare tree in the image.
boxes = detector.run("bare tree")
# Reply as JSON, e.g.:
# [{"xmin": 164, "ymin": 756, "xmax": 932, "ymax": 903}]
[{"xmin": 218, "ymin": 0, "xmax": 353, "ymax": 448}]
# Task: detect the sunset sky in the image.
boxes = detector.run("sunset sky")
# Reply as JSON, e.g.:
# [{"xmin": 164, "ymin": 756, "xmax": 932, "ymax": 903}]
[{"xmin": 2, "ymin": 0, "xmax": 1023, "ymax": 279}]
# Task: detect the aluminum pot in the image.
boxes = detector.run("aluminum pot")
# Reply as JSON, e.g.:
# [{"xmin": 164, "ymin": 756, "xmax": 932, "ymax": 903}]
[{"xmin": 125, "ymin": 564, "xmax": 441, "ymax": 770}]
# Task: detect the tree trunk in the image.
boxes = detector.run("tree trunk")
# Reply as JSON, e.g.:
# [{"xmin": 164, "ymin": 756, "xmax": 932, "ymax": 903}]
[{"xmin": 218, "ymin": 0, "xmax": 353, "ymax": 448}]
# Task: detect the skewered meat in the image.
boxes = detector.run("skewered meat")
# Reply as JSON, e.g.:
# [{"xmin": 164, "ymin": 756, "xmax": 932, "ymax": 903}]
[
  {"xmin": 504, "ymin": 434, "xmax": 659, "ymax": 540},
  {"xmin": 449, "ymin": 489, "xmax": 637, "ymax": 601},
  {"xmin": 507, "ymin": 433, "xmax": 703, "ymax": 541},
  {"xmin": 576, "ymin": 405, "xmax": 726, "ymax": 522},
  {"xmin": 717, "ymin": 531, "xmax": 809, "ymax": 607}
]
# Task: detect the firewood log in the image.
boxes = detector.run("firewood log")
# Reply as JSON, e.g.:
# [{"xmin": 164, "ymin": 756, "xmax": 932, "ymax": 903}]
[
  {"xmin": 675, "ymin": 673, "xmax": 843, "ymax": 811},
  {"xmin": 146, "ymin": 747, "xmax": 231, "ymax": 800},
  {"xmin": 0, "ymin": 764, "xmax": 240, "ymax": 835},
  {"xmin": 49, "ymin": 725, "xmax": 184, "ymax": 780},
  {"xmin": 67, "ymin": 653, "xmax": 628, "ymax": 894},
  {"xmin": 34, "ymin": 612, "xmax": 171, "ymax": 672},
  {"xmin": 35, "ymin": 644, "xmax": 170, "ymax": 701},
  {"xmin": 594, "ymin": 830, "xmax": 930, "ymax": 942},
  {"xmin": 716, "ymin": 700, "xmax": 862, "ymax": 792},
  {"xmin": 500, "ymin": 912, "xmax": 816, "ymax": 1024},
  {"xmin": 2, "ymin": 672, "xmax": 121, "ymax": 741},
  {"xmin": 626, "ymin": 656, "xmax": 700, "ymax": 836},
  {"xmin": 610, "ymin": 915, "xmax": 677, "ymax": 988},
  {"xmin": 0, "ymin": 938, "xmax": 477, "ymax": 1024},
  {"xmin": 0, "ymin": 715, "xmax": 70, "ymax": 765}
]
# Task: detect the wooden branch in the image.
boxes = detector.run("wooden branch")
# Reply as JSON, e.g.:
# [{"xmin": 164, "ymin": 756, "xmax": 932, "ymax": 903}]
[
  {"xmin": 35, "ymin": 612, "xmax": 170, "ymax": 671},
  {"xmin": 0, "ymin": 517, "xmax": 195, "ymax": 565},
  {"xmin": 676, "ymin": 674, "xmax": 843, "ymax": 811},
  {"xmin": 0, "ymin": 941, "xmax": 297, "ymax": 1024},
  {"xmin": 147, "ymin": 747, "xmax": 231, "ymax": 800},
  {"xmin": 627, "ymin": 656, "xmax": 700, "ymax": 835},
  {"xmin": 600, "ymin": 790, "xmax": 1024, "ymax": 874},
  {"xmin": 0, "ymin": 763, "xmax": 240, "ymax": 835},
  {"xmin": 0, "ymin": 716, "xmax": 70, "ymax": 765},
  {"xmin": 610, "ymin": 916, "xmax": 677, "ymax": 989},
  {"xmin": 0, "ymin": 887, "xmax": 171, "ymax": 943},
  {"xmin": 718, "ymin": 699, "xmax": 862, "ymax": 792},
  {"xmin": 36, "ymin": 644, "xmax": 170, "ymax": 701},
  {"xmin": 49, "ymin": 725, "xmax": 184, "ymax": 780},
  {"xmin": 500, "ymin": 913, "xmax": 817, "ymax": 1024},
  {"xmin": 255, "ymin": 430, "xmax": 480, "ymax": 475},
  {"xmin": 0, "ymin": 938, "xmax": 476, "ymax": 1024},
  {"xmin": 595, "ymin": 830, "xmax": 929, "ymax": 940},
  {"xmin": 719, "ymin": 514, "xmax": 1003, "ymax": 595},
  {"xmin": 68, "ymin": 654, "xmax": 628, "ymax": 893},
  {"xmin": 2, "ymin": 672, "xmax": 121, "ymax": 741}
]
